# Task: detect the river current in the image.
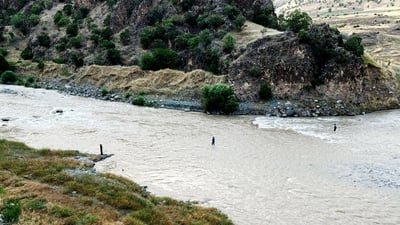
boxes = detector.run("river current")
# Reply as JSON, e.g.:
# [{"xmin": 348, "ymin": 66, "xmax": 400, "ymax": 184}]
[{"xmin": 1, "ymin": 85, "xmax": 399, "ymax": 225}]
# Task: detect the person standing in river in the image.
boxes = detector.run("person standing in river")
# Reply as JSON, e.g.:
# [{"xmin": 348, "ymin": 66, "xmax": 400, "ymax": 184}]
[
  {"xmin": 211, "ymin": 136, "xmax": 215, "ymax": 145},
  {"xmin": 334, "ymin": 123, "xmax": 337, "ymax": 132}
]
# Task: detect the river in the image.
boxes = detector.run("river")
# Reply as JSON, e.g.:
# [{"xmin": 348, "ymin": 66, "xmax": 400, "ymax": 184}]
[{"xmin": 1, "ymin": 85, "xmax": 399, "ymax": 225}]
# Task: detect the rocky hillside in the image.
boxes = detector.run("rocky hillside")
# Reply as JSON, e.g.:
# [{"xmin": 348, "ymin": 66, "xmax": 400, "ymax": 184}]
[{"xmin": 1, "ymin": 0, "xmax": 399, "ymax": 115}]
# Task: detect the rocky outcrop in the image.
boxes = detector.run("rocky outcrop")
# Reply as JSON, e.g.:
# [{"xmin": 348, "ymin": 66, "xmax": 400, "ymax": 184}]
[{"xmin": 228, "ymin": 23, "xmax": 399, "ymax": 112}]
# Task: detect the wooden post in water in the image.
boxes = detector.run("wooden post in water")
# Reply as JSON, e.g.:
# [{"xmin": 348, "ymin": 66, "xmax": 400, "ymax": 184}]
[{"xmin": 100, "ymin": 144, "xmax": 103, "ymax": 155}]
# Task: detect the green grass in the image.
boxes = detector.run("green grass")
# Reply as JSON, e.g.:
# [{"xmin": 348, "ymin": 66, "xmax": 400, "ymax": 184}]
[{"xmin": 0, "ymin": 139, "xmax": 233, "ymax": 225}]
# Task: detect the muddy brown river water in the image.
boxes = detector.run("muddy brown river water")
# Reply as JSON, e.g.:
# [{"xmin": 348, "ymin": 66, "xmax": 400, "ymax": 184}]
[{"xmin": 1, "ymin": 85, "xmax": 399, "ymax": 225}]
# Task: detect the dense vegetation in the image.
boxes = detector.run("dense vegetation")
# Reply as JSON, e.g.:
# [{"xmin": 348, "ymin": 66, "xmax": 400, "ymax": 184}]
[
  {"xmin": 0, "ymin": 139, "xmax": 233, "ymax": 225},
  {"xmin": 201, "ymin": 84, "xmax": 239, "ymax": 114}
]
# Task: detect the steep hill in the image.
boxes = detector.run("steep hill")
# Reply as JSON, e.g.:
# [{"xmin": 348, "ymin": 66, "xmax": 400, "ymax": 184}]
[{"xmin": 1, "ymin": 0, "xmax": 399, "ymax": 115}]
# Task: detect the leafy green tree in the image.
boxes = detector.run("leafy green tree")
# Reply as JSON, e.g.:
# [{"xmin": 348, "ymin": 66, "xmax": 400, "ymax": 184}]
[
  {"xmin": 286, "ymin": 10, "xmax": 312, "ymax": 33},
  {"xmin": 21, "ymin": 47, "xmax": 34, "ymax": 60},
  {"xmin": 201, "ymin": 83, "xmax": 239, "ymax": 114},
  {"xmin": 222, "ymin": 34, "xmax": 236, "ymax": 53},
  {"xmin": 71, "ymin": 54, "xmax": 84, "ymax": 67},
  {"xmin": 344, "ymin": 35, "xmax": 364, "ymax": 56}
]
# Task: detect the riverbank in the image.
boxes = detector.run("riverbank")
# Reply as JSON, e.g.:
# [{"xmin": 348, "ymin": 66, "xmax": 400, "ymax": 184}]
[
  {"xmin": 0, "ymin": 139, "xmax": 233, "ymax": 225},
  {"xmin": 39, "ymin": 80, "xmax": 378, "ymax": 117}
]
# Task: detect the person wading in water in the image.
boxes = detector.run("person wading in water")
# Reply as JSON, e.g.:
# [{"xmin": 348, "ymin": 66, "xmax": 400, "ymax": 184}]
[{"xmin": 211, "ymin": 136, "xmax": 215, "ymax": 145}]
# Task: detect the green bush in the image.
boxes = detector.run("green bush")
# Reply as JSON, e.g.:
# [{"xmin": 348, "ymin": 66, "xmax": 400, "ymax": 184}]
[
  {"xmin": 69, "ymin": 36, "xmax": 82, "ymax": 48},
  {"xmin": 224, "ymin": 5, "xmax": 240, "ymax": 19},
  {"xmin": 298, "ymin": 29, "xmax": 310, "ymax": 43},
  {"xmin": 132, "ymin": 96, "xmax": 145, "ymax": 106},
  {"xmin": 344, "ymin": 35, "xmax": 364, "ymax": 56},
  {"xmin": 21, "ymin": 47, "xmax": 34, "ymax": 60},
  {"xmin": 222, "ymin": 33, "xmax": 236, "ymax": 53},
  {"xmin": 285, "ymin": 10, "xmax": 312, "ymax": 33},
  {"xmin": 56, "ymin": 16, "xmax": 70, "ymax": 27},
  {"xmin": 66, "ymin": 23, "xmax": 79, "ymax": 37},
  {"xmin": 233, "ymin": 16, "xmax": 246, "ymax": 31},
  {"xmin": 201, "ymin": 83, "xmax": 238, "ymax": 114},
  {"xmin": 28, "ymin": 14, "xmax": 40, "ymax": 27},
  {"xmin": 106, "ymin": 49, "xmax": 121, "ymax": 65},
  {"xmin": 141, "ymin": 48, "xmax": 179, "ymax": 70},
  {"xmin": 249, "ymin": 66, "xmax": 262, "ymax": 77},
  {"xmin": 259, "ymin": 83, "xmax": 273, "ymax": 100},
  {"xmin": 0, "ymin": 55, "xmax": 10, "ymax": 74},
  {"xmin": 37, "ymin": 60, "xmax": 45, "ymax": 70},
  {"xmin": 139, "ymin": 26, "xmax": 164, "ymax": 49},
  {"xmin": 101, "ymin": 27, "xmax": 114, "ymax": 41},
  {"xmin": 1, "ymin": 198, "xmax": 22, "ymax": 223},
  {"xmin": 71, "ymin": 54, "xmax": 84, "ymax": 67},
  {"xmin": 53, "ymin": 58, "xmax": 65, "ymax": 64},
  {"xmin": 0, "ymin": 48, "xmax": 7, "ymax": 57},
  {"xmin": 120, "ymin": 29, "xmax": 131, "ymax": 45},
  {"xmin": 53, "ymin": 11, "xmax": 63, "ymax": 24},
  {"xmin": 0, "ymin": 70, "xmax": 18, "ymax": 84},
  {"xmin": 100, "ymin": 40, "xmax": 115, "ymax": 49},
  {"xmin": 197, "ymin": 14, "xmax": 224, "ymax": 29},
  {"xmin": 63, "ymin": 4, "xmax": 73, "ymax": 16},
  {"xmin": 38, "ymin": 33, "xmax": 51, "ymax": 48}
]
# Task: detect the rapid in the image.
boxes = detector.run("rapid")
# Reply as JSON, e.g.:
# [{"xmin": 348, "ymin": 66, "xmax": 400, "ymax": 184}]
[{"xmin": 1, "ymin": 85, "xmax": 399, "ymax": 225}]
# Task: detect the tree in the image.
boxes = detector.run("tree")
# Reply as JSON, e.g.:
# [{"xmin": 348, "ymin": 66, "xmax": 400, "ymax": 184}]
[
  {"xmin": 286, "ymin": 10, "xmax": 312, "ymax": 33},
  {"xmin": 66, "ymin": 23, "xmax": 79, "ymax": 37},
  {"xmin": 201, "ymin": 83, "xmax": 239, "ymax": 114},
  {"xmin": 344, "ymin": 35, "xmax": 364, "ymax": 56}
]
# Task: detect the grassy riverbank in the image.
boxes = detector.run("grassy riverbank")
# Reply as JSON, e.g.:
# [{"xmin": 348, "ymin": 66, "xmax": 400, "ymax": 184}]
[{"xmin": 0, "ymin": 139, "xmax": 233, "ymax": 225}]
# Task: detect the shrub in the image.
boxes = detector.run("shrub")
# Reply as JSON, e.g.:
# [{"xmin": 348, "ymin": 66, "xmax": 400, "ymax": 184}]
[
  {"xmin": 28, "ymin": 14, "xmax": 40, "ymax": 27},
  {"xmin": 344, "ymin": 35, "xmax": 364, "ymax": 56},
  {"xmin": 0, "ymin": 71, "xmax": 18, "ymax": 84},
  {"xmin": 179, "ymin": 0, "xmax": 195, "ymax": 10},
  {"xmin": 37, "ymin": 60, "xmax": 45, "ymax": 69},
  {"xmin": 249, "ymin": 66, "xmax": 262, "ymax": 77},
  {"xmin": 259, "ymin": 83, "xmax": 273, "ymax": 100},
  {"xmin": 286, "ymin": 10, "xmax": 312, "ymax": 33},
  {"xmin": 233, "ymin": 16, "xmax": 246, "ymax": 31},
  {"xmin": 132, "ymin": 96, "xmax": 145, "ymax": 106},
  {"xmin": 224, "ymin": 5, "xmax": 240, "ymax": 19},
  {"xmin": 197, "ymin": 14, "xmax": 224, "ymax": 29},
  {"xmin": 253, "ymin": 8, "xmax": 278, "ymax": 28},
  {"xmin": 0, "ymin": 48, "xmax": 7, "ymax": 56},
  {"xmin": 101, "ymin": 88, "xmax": 109, "ymax": 96},
  {"xmin": 100, "ymin": 40, "xmax": 115, "ymax": 49},
  {"xmin": 222, "ymin": 33, "xmax": 236, "ymax": 53},
  {"xmin": 139, "ymin": 26, "xmax": 164, "ymax": 49},
  {"xmin": 146, "ymin": 6, "xmax": 164, "ymax": 25},
  {"xmin": 71, "ymin": 54, "xmax": 84, "ymax": 67},
  {"xmin": 56, "ymin": 16, "xmax": 70, "ymax": 27},
  {"xmin": 53, "ymin": 11, "xmax": 63, "ymax": 24},
  {"xmin": 21, "ymin": 47, "xmax": 34, "ymax": 60},
  {"xmin": 53, "ymin": 58, "xmax": 65, "ymax": 64},
  {"xmin": 205, "ymin": 48, "xmax": 221, "ymax": 75},
  {"xmin": 69, "ymin": 36, "xmax": 82, "ymax": 48},
  {"xmin": 106, "ymin": 49, "xmax": 121, "ymax": 65},
  {"xmin": 141, "ymin": 48, "xmax": 179, "ymax": 70},
  {"xmin": 66, "ymin": 23, "xmax": 79, "ymax": 37},
  {"xmin": 63, "ymin": 4, "xmax": 73, "ymax": 16},
  {"xmin": 101, "ymin": 27, "xmax": 113, "ymax": 41},
  {"xmin": 0, "ymin": 55, "xmax": 10, "ymax": 74},
  {"xmin": 201, "ymin": 83, "xmax": 238, "ymax": 114},
  {"xmin": 120, "ymin": 28, "xmax": 131, "ymax": 45},
  {"xmin": 1, "ymin": 198, "xmax": 22, "ymax": 224},
  {"xmin": 298, "ymin": 29, "xmax": 310, "ymax": 43},
  {"xmin": 38, "ymin": 33, "xmax": 51, "ymax": 48}
]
